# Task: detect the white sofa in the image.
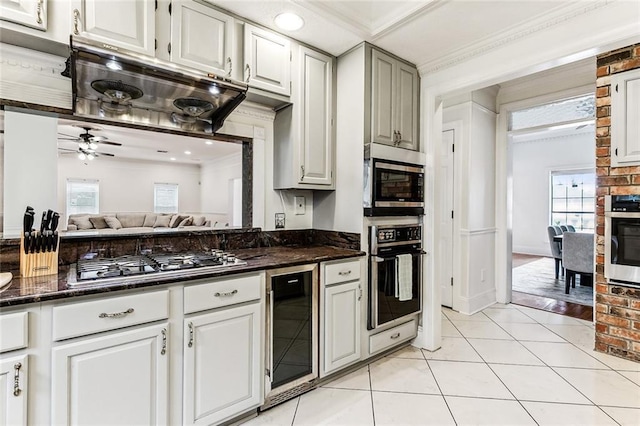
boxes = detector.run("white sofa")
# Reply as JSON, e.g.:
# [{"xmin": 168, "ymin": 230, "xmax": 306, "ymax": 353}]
[{"xmin": 66, "ymin": 212, "xmax": 212, "ymax": 232}]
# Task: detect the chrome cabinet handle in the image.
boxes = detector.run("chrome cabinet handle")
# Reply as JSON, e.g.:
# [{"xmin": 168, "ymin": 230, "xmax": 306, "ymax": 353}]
[
  {"xmin": 187, "ymin": 322, "xmax": 194, "ymax": 348},
  {"xmin": 358, "ymin": 284, "xmax": 362, "ymax": 301},
  {"xmin": 13, "ymin": 363, "xmax": 22, "ymax": 397},
  {"xmin": 99, "ymin": 308, "xmax": 134, "ymax": 318},
  {"xmin": 338, "ymin": 270, "xmax": 352, "ymax": 276},
  {"xmin": 36, "ymin": 0, "xmax": 43, "ymax": 24},
  {"xmin": 160, "ymin": 328, "xmax": 167, "ymax": 355},
  {"xmin": 73, "ymin": 9, "xmax": 80, "ymax": 35},
  {"xmin": 226, "ymin": 57, "xmax": 232, "ymax": 77},
  {"xmin": 245, "ymin": 64, "xmax": 251, "ymax": 82},
  {"xmin": 214, "ymin": 289, "xmax": 238, "ymax": 297},
  {"xmin": 300, "ymin": 165, "xmax": 305, "ymax": 179},
  {"xmin": 390, "ymin": 332, "xmax": 401, "ymax": 339}
]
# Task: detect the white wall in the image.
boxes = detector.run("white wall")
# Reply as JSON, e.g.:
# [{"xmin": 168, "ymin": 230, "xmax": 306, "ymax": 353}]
[
  {"xmin": 57, "ymin": 156, "xmax": 201, "ymax": 224},
  {"xmin": 3, "ymin": 110, "xmax": 58, "ymax": 237},
  {"xmin": 200, "ymin": 153, "xmax": 242, "ymax": 224},
  {"xmin": 512, "ymin": 131, "xmax": 595, "ymax": 256}
]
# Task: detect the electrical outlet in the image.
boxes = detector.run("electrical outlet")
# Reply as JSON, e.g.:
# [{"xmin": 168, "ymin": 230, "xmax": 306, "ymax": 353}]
[
  {"xmin": 294, "ymin": 196, "xmax": 305, "ymax": 215},
  {"xmin": 275, "ymin": 213, "xmax": 285, "ymax": 229}
]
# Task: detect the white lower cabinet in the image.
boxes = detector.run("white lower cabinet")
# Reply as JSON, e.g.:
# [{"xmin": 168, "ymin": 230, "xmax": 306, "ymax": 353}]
[
  {"xmin": 0, "ymin": 355, "xmax": 28, "ymax": 426},
  {"xmin": 183, "ymin": 302, "xmax": 262, "ymax": 425},
  {"xmin": 51, "ymin": 323, "xmax": 169, "ymax": 425},
  {"xmin": 320, "ymin": 259, "xmax": 362, "ymax": 377}
]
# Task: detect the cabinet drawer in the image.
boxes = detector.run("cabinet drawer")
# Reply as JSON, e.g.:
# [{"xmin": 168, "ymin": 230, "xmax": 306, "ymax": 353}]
[
  {"xmin": 369, "ymin": 319, "xmax": 416, "ymax": 355},
  {"xmin": 323, "ymin": 259, "xmax": 361, "ymax": 286},
  {"xmin": 184, "ymin": 273, "xmax": 262, "ymax": 314},
  {"xmin": 0, "ymin": 311, "xmax": 28, "ymax": 353},
  {"xmin": 52, "ymin": 290, "xmax": 169, "ymax": 341}
]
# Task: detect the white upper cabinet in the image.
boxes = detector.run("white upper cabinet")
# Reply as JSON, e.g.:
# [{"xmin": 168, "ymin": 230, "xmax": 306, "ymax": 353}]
[
  {"xmin": 0, "ymin": 0, "xmax": 46, "ymax": 30},
  {"xmin": 244, "ymin": 23, "xmax": 291, "ymax": 96},
  {"xmin": 298, "ymin": 46, "xmax": 334, "ymax": 186},
  {"xmin": 370, "ymin": 47, "xmax": 419, "ymax": 151},
  {"xmin": 169, "ymin": 1, "xmax": 234, "ymax": 77},
  {"xmin": 611, "ymin": 67, "xmax": 640, "ymax": 166},
  {"xmin": 70, "ymin": 0, "xmax": 155, "ymax": 56},
  {"xmin": 274, "ymin": 44, "xmax": 335, "ymax": 190}
]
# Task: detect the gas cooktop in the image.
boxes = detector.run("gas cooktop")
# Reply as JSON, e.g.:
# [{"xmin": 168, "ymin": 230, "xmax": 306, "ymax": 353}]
[{"xmin": 70, "ymin": 250, "xmax": 246, "ymax": 286}]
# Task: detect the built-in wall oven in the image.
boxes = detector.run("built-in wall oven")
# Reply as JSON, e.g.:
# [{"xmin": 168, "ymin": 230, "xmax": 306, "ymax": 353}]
[
  {"xmin": 263, "ymin": 264, "xmax": 318, "ymax": 409},
  {"xmin": 605, "ymin": 195, "xmax": 640, "ymax": 286},
  {"xmin": 368, "ymin": 224, "xmax": 423, "ymax": 330},
  {"xmin": 364, "ymin": 158, "xmax": 424, "ymax": 216}
]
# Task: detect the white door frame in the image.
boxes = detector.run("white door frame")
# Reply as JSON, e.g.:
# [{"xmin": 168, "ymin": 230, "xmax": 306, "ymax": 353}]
[{"xmin": 495, "ymin": 85, "xmax": 595, "ymax": 304}]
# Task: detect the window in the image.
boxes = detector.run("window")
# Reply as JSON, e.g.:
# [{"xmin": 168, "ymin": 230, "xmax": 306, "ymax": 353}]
[
  {"xmin": 67, "ymin": 179, "xmax": 100, "ymax": 217},
  {"xmin": 154, "ymin": 183, "xmax": 179, "ymax": 214},
  {"xmin": 550, "ymin": 171, "xmax": 595, "ymax": 231},
  {"xmin": 509, "ymin": 94, "xmax": 595, "ymax": 131}
]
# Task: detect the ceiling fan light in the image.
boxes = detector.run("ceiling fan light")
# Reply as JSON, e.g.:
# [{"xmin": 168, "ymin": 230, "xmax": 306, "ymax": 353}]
[
  {"xmin": 89, "ymin": 142, "xmax": 98, "ymax": 150},
  {"xmin": 79, "ymin": 141, "xmax": 89, "ymax": 150},
  {"xmin": 78, "ymin": 152, "xmax": 86, "ymax": 161},
  {"xmin": 274, "ymin": 12, "xmax": 304, "ymax": 31},
  {"xmin": 87, "ymin": 153, "xmax": 95, "ymax": 161}
]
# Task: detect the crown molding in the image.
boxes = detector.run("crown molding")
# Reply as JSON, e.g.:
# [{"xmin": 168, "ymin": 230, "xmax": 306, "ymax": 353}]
[
  {"xmin": 231, "ymin": 101, "xmax": 276, "ymax": 122},
  {"xmin": 0, "ymin": 42, "xmax": 68, "ymax": 76},
  {"xmin": 418, "ymin": 0, "xmax": 614, "ymax": 75}
]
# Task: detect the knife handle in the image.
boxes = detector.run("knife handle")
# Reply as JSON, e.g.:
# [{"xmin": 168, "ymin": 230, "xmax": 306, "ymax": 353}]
[
  {"xmin": 53, "ymin": 231, "xmax": 59, "ymax": 252},
  {"xmin": 40, "ymin": 211, "xmax": 47, "ymax": 234},
  {"xmin": 23, "ymin": 233, "xmax": 29, "ymax": 255}
]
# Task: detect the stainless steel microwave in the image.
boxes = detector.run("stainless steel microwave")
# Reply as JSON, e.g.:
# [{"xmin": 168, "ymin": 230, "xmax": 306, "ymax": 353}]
[
  {"xmin": 363, "ymin": 158, "xmax": 424, "ymax": 216},
  {"xmin": 605, "ymin": 195, "xmax": 640, "ymax": 286}
]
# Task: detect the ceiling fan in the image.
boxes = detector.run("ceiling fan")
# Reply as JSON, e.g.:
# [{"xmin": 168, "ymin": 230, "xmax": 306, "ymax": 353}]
[{"xmin": 57, "ymin": 125, "xmax": 121, "ymax": 161}]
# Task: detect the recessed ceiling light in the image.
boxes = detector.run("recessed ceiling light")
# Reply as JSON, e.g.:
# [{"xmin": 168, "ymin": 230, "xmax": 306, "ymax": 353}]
[
  {"xmin": 274, "ymin": 12, "xmax": 304, "ymax": 31},
  {"xmin": 184, "ymin": 151, "xmax": 191, "ymax": 155},
  {"xmin": 205, "ymin": 141, "xmax": 213, "ymax": 145},
  {"xmin": 170, "ymin": 157, "xmax": 176, "ymax": 161}
]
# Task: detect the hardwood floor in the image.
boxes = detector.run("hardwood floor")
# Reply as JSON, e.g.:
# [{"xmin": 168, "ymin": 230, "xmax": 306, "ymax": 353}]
[{"xmin": 511, "ymin": 253, "xmax": 593, "ymax": 321}]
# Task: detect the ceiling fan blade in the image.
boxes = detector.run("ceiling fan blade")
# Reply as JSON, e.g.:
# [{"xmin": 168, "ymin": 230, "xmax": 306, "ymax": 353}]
[
  {"xmin": 57, "ymin": 137, "xmax": 80, "ymax": 141},
  {"xmin": 98, "ymin": 152, "xmax": 116, "ymax": 157},
  {"xmin": 58, "ymin": 147, "xmax": 77, "ymax": 152},
  {"xmin": 101, "ymin": 141, "xmax": 123, "ymax": 146}
]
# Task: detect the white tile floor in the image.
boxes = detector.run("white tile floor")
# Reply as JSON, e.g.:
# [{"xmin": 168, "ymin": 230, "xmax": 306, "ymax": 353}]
[{"xmin": 243, "ymin": 304, "xmax": 640, "ymax": 426}]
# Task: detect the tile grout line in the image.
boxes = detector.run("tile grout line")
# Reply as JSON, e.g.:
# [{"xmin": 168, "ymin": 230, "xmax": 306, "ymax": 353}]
[
  {"xmin": 289, "ymin": 396, "xmax": 300, "ymax": 426},
  {"xmin": 419, "ymin": 347, "xmax": 458, "ymax": 426},
  {"xmin": 367, "ymin": 364, "xmax": 376, "ymax": 426}
]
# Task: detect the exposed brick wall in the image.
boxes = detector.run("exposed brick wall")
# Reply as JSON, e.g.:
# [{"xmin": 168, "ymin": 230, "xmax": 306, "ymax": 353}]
[{"xmin": 595, "ymin": 44, "xmax": 640, "ymax": 362}]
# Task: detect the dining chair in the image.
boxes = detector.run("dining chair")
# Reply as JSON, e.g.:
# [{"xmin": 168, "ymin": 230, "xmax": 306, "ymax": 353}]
[
  {"xmin": 562, "ymin": 232, "xmax": 594, "ymax": 294},
  {"xmin": 560, "ymin": 225, "xmax": 568, "ymax": 233},
  {"xmin": 567, "ymin": 225, "xmax": 576, "ymax": 232},
  {"xmin": 547, "ymin": 226, "xmax": 563, "ymax": 279}
]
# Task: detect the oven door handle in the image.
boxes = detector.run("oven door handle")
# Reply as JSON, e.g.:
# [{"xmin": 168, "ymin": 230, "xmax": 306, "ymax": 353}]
[{"xmin": 372, "ymin": 251, "xmax": 426, "ymax": 262}]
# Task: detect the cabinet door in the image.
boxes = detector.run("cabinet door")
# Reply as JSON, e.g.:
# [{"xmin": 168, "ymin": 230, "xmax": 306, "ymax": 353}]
[
  {"xmin": 396, "ymin": 62, "xmax": 419, "ymax": 151},
  {"xmin": 611, "ymin": 68, "xmax": 640, "ymax": 166},
  {"xmin": 51, "ymin": 324, "xmax": 169, "ymax": 425},
  {"xmin": 371, "ymin": 49, "xmax": 396, "ymax": 145},
  {"xmin": 170, "ymin": 1, "xmax": 234, "ymax": 76},
  {"xmin": 183, "ymin": 303, "xmax": 261, "ymax": 425},
  {"xmin": 244, "ymin": 24, "xmax": 291, "ymax": 96},
  {"xmin": 322, "ymin": 281, "xmax": 361, "ymax": 375},
  {"xmin": 299, "ymin": 46, "xmax": 333, "ymax": 186},
  {"xmin": 0, "ymin": 0, "xmax": 46, "ymax": 30},
  {"xmin": 0, "ymin": 355, "xmax": 28, "ymax": 426},
  {"xmin": 70, "ymin": 0, "xmax": 155, "ymax": 56}
]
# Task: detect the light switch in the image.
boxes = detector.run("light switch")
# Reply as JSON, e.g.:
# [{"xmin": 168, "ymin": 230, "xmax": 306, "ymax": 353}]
[{"xmin": 294, "ymin": 196, "xmax": 305, "ymax": 215}]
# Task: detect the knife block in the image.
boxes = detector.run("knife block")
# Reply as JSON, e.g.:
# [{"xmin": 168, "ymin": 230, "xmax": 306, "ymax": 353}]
[{"xmin": 19, "ymin": 235, "xmax": 59, "ymax": 278}]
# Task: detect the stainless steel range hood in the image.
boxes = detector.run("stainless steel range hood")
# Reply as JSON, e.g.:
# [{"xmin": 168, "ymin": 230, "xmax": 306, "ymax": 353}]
[{"xmin": 70, "ymin": 38, "xmax": 247, "ymax": 134}]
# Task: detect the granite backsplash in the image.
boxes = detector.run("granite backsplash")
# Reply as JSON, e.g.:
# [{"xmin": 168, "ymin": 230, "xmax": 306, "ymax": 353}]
[{"xmin": 0, "ymin": 228, "xmax": 360, "ymax": 272}]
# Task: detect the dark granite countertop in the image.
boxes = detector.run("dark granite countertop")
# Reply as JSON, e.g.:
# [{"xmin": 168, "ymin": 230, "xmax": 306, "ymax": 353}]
[{"xmin": 0, "ymin": 246, "xmax": 364, "ymax": 307}]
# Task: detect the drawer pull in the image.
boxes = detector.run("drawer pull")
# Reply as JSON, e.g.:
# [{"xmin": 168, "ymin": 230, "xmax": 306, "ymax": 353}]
[
  {"xmin": 13, "ymin": 363, "xmax": 22, "ymax": 397},
  {"xmin": 187, "ymin": 322, "xmax": 194, "ymax": 348},
  {"xmin": 390, "ymin": 332, "xmax": 401, "ymax": 340},
  {"xmin": 36, "ymin": 0, "xmax": 43, "ymax": 24},
  {"xmin": 214, "ymin": 289, "xmax": 238, "ymax": 297},
  {"xmin": 98, "ymin": 308, "xmax": 134, "ymax": 319},
  {"xmin": 338, "ymin": 270, "xmax": 352, "ymax": 276},
  {"xmin": 160, "ymin": 328, "xmax": 167, "ymax": 355}
]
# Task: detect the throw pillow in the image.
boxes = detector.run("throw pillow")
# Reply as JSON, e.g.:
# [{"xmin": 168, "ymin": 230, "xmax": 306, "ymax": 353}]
[
  {"xmin": 89, "ymin": 216, "xmax": 108, "ymax": 229},
  {"xmin": 170, "ymin": 214, "xmax": 188, "ymax": 229},
  {"xmin": 153, "ymin": 215, "xmax": 172, "ymax": 228},
  {"xmin": 117, "ymin": 213, "xmax": 145, "ymax": 228},
  {"xmin": 193, "ymin": 216, "xmax": 206, "ymax": 226},
  {"xmin": 104, "ymin": 216, "xmax": 123, "ymax": 230},
  {"xmin": 143, "ymin": 214, "xmax": 157, "ymax": 227},
  {"xmin": 72, "ymin": 216, "xmax": 94, "ymax": 230},
  {"xmin": 178, "ymin": 216, "xmax": 193, "ymax": 227}
]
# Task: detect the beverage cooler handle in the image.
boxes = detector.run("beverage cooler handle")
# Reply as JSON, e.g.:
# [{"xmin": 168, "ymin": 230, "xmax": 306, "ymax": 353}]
[{"xmin": 269, "ymin": 290, "xmax": 274, "ymax": 384}]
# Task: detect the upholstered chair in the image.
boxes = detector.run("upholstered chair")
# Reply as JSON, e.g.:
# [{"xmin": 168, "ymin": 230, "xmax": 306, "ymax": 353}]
[
  {"xmin": 547, "ymin": 226, "xmax": 563, "ymax": 279},
  {"xmin": 566, "ymin": 225, "xmax": 576, "ymax": 232},
  {"xmin": 562, "ymin": 232, "xmax": 594, "ymax": 294},
  {"xmin": 560, "ymin": 225, "xmax": 568, "ymax": 233}
]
